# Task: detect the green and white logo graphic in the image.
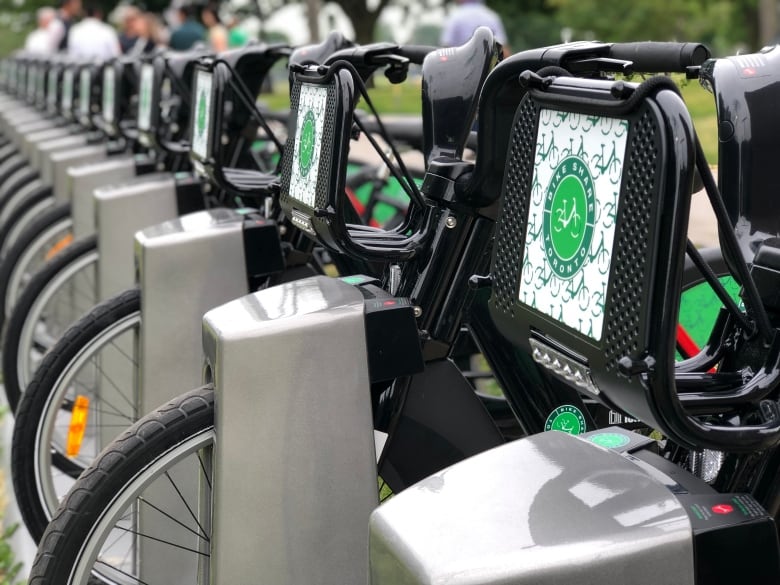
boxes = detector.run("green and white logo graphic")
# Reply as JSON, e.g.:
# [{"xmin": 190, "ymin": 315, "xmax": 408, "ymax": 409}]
[
  {"xmin": 191, "ymin": 70, "xmax": 213, "ymax": 160},
  {"xmin": 588, "ymin": 432, "xmax": 631, "ymax": 449},
  {"xmin": 298, "ymin": 110, "xmax": 316, "ymax": 176},
  {"xmin": 543, "ymin": 156, "xmax": 595, "ymax": 279},
  {"xmin": 102, "ymin": 67, "xmax": 115, "ymax": 124},
  {"xmin": 545, "ymin": 404, "xmax": 586, "ymax": 435},
  {"xmin": 289, "ymin": 83, "xmax": 327, "ymax": 207},
  {"xmin": 79, "ymin": 69, "xmax": 90, "ymax": 116},
  {"xmin": 519, "ymin": 110, "xmax": 628, "ymax": 341},
  {"xmin": 61, "ymin": 69, "xmax": 74, "ymax": 112},
  {"xmin": 137, "ymin": 64, "xmax": 154, "ymax": 132}
]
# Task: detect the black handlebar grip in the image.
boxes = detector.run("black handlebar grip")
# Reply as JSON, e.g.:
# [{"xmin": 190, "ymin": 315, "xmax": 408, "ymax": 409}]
[
  {"xmin": 608, "ymin": 42, "xmax": 710, "ymax": 72},
  {"xmin": 398, "ymin": 45, "xmax": 438, "ymax": 65}
]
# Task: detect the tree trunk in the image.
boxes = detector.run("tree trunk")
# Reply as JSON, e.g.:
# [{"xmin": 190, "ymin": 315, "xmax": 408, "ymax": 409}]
[
  {"xmin": 334, "ymin": 0, "xmax": 391, "ymax": 44},
  {"xmin": 305, "ymin": 0, "xmax": 321, "ymax": 43}
]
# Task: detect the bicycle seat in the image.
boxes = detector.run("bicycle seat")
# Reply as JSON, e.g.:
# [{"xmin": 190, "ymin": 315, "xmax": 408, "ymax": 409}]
[
  {"xmin": 701, "ymin": 45, "xmax": 780, "ymax": 264},
  {"xmin": 421, "ymin": 26, "xmax": 500, "ymax": 164}
]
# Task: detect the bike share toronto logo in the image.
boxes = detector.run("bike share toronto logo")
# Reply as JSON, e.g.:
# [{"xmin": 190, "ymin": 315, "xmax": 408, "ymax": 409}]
[
  {"xmin": 297, "ymin": 109, "xmax": 316, "ymax": 176},
  {"xmin": 542, "ymin": 156, "xmax": 595, "ymax": 279},
  {"xmin": 544, "ymin": 405, "xmax": 587, "ymax": 435},
  {"xmin": 518, "ymin": 110, "xmax": 628, "ymax": 341}
]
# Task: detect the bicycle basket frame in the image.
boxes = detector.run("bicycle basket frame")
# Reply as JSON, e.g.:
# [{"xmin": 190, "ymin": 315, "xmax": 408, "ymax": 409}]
[
  {"xmin": 279, "ymin": 65, "xmax": 355, "ymax": 252},
  {"xmin": 488, "ymin": 74, "xmax": 704, "ymax": 447}
]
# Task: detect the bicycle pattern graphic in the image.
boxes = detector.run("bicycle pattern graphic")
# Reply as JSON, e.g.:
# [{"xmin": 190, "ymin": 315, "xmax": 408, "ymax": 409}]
[{"xmin": 519, "ymin": 108, "xmax": 628, "ymax": 341}]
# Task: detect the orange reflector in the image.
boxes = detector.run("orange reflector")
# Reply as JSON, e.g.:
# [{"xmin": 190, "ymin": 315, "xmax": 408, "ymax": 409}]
[
  {"xmin": 45, "ymin": 233, "xmax": 74, "ymax": 261},
  {"xmin": 66, "ymin": 395, "xmax": 90, "ymax": 458}
]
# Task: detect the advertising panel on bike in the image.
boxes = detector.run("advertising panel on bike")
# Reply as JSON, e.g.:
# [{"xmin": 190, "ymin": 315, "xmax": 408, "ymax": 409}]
[
  {"xmin": 102, "ymin": 66, "xmax": 115, "ymax": 125},
  {"xmin": 79, "ymin": 68, "xmax": 91, "ymax": 118},
  {"xmin": 137, "ymin": 64, "xmax": 154, "ymax": 132},
  {"xmin": 190, "ymin": 69, "xmax": 213, "ymax": 162},
  {"xmin": 518, "ymin": 109, "xmax": 628, "ymax": 342},
  {"xmin": 280, "ymin": 68, "xmax": 353, "ymax": 249},
  {"xmin": 288, "ymin": 82, "xmax": 328, "ymax": 208},
  {"xmin": 61, "ymin": 68, "xmax": 74, "ymax": 114}
]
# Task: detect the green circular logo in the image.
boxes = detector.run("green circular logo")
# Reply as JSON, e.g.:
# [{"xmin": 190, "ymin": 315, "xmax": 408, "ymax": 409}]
[
  {"xmin": 543, "ymin": 156, "xmax": 596, "ymax": 279},
  {"xmin": 588, "ymin": 432, "xmax": 630, "ymax": 449},
  {"xmin": 197, "ymin": 89, "xmax": 207, "ymax": 138},
  {"xmin": 298, "ymin": 109, "xmax": 316, "ymax": 176},
  {"xmin": 544, "ymin": 405, "xmax": 586, "ymax": 435}
]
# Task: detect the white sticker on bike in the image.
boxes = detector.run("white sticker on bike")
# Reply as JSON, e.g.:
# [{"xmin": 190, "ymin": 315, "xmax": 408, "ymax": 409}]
[
  {"xmin": 137, "ymin": 64, "xmax": 154, "ymax": 132},
  {"xmin": 61, "ymin": 69, "xmax": 74, "ymax": 113},
  {"xmin": 103, "ymin": 67, "xmax": 115, "ymax": 124},
  {"xmin": 289, "ymin": 83, "xmax": 328, "ymax": 208},
  {"xmin": 79, "ymin": 68, "xmax": 91, "ymax": 117},
  {"xmin": 191, "ymin": 70, "xmax": 213, "ymax": 160},
  {"xmin": 518, "ymin": 109, "xmax": 628, "ymax": 341}
]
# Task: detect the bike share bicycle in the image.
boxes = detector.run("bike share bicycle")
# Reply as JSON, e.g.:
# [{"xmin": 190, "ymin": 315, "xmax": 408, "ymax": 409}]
[
  {"xmin": 26, "ymin": 38, "xmax": 718, "ymax": 585},
  {"xmin": 0, "ymin": 53, "xmax": 161, "ymax": 350},
  {"xmin": 0, "ymin": 54, "xmax": 122, "ymax": 349},
  {"xmin": 10, "ymin": 33, "xmax": 432, "ymax": 545},
  {"xmin": 0, "ymin": 48, "xmax": 219, "ymax": 412},
  {"xmin": 8, "ymin": 38, "xmax": 324, "ymax": 544},
  {"xmin": 0, "ymin": 56, "xmax": 109, "ymax": 263},
  {"xmin": 370, "ymin": 45, "xmax": 780, "ymax": 585}
]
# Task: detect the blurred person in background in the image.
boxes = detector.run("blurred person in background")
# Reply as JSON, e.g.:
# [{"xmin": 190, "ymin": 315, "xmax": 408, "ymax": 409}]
[
  {"xmin": 169, "ymin": 4, "xmax": 205, "ymax": 50},
  {"xmin": 68, "ymin": 2, "xmax": 121, "ymax": 58},
  {"xmin": 227, "ymin": 14, "xmax": 249, "ymax": 48},
  {"xmin": 201, "ymin": 4, "xmax": 228, "ymax": 52},
  {"xmin": 122, "ymin": 7, "xmax": 161, "ymax": 54},
  {"xmin": 25, "ymin": 7, "xmax": 57, "ymax": 54},
  {"xmin": 440, "ymin": 0, "xmax": 509, "ymax": 56},
  {"xmin": 117, "ymin": 5, "xmax": 141, "ymax": 53},
  {"xmin": 49, "ymin": 0, "xmax": 82, "ymax": 51}
]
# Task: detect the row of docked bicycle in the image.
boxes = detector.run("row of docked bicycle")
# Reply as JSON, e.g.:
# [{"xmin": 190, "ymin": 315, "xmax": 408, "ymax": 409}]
[{"xmin": 0, "ymin": 29, "xmax": 779, "ymax": 584}]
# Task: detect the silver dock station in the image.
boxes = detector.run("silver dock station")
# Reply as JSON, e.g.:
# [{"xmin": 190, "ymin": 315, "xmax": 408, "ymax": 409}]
[
  {"xmin": 1, "ymin": 144, "xmax": 110, "ymax": 248},
  {"xmin": 131, "ymin": 208, "xmax": 253, "ymax": 584},
  {"xmin": 68, "ymin": 155, "xmax": 140, "ymax": 239},
  {"xmin": 369, "ymin": 430, "xmax": 696, "ymax": 585},
  {"xmin": 94, "ymin": 173, "xmax": 178, "ymax": 300},
  {"xmin": 135, "ymin": 208, "xmax": 250, "ymax": 413},
  {"xmin": 202, "ymin": 276, "xmax": 379, "ymax": 585}
]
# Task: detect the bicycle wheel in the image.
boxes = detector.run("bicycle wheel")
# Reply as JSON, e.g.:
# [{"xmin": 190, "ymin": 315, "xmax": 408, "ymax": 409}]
[
  {"xmin": 678, "ymin": 246, "xmax": 734, "ymax": 358},
  {"xmin": 1, "ymin": 235, "xmax": 98, "ymax": 411},
  {"xmin": 12, "ymin": 287, "xmax": 140, "ymax": 542},
  {"xmin": 0, "ymin": 183, "xmax": 54, "ymax": 256},
  {"xmin": 0, "ymin": 202, "xmax": 72, "ymax": 331},
  {"xmin": 29, "ymin": 385, "xmax": 214, "ymax": 585}
]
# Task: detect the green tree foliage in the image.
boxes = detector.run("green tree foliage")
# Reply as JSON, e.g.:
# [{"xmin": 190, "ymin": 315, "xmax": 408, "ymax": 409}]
[
  {"xmin": 489, "ymin": 0, "xmax": 560, "ymax": 51},
  {"xmin": 544, "ymin": 0, "xmax": 758, "ymax": 54}
]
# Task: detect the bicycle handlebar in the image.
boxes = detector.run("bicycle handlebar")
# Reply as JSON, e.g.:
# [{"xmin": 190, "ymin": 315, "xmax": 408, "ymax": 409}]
[
  {"xmin": 608, "ymin": 42, "xmax": 710, "ymax": 72},
  {"xmin": 397, "ymin": 45, "xmax": 438, "ymax": 65}
]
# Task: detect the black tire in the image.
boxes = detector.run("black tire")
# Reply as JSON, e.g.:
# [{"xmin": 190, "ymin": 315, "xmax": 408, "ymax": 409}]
[
  {"xmin": 0, "ymin": 156, "xmax": 27, "ymax": 190},
  {"xmin": 1, "ymin": 235, "xmax": 98, "ymax": 411},
  {"xmin": 0, "ymin": 166, "xmax": 38, "ymax": 218},
  {"xmin": 0, "ymin": 183, "xmax": 53, "ymax": 256},
  {"xmin": 0, "ymin": 201, "xmax": 71, "ymax": 333},
  {"xmin": 30, "ymin": 385, "xmax": 215, "ymax": 585},
  {"xmin": 12, "ymin": 287, "xmax": 141, "ymax": 543}
]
